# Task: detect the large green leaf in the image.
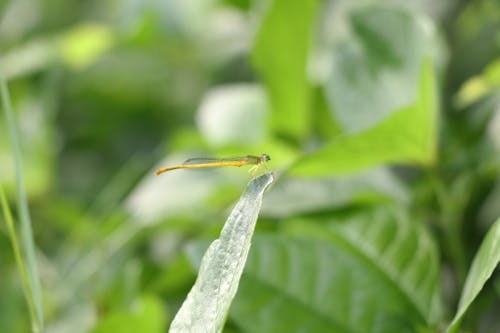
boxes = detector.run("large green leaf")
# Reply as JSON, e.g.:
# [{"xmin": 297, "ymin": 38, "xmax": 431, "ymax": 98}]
[
  {"xmin": 233, "ymin": 210, "xmax": 441, "ymax": 332},
  {"xmin": 171, "ymin": 172, "xmax": 274, "ymax": 333},
  {"xmin": 186, "ymin": 209, "xmax": 442, "ymax": 332},
  {"xmin": 290, "ymin": 59, "xmax": 437, "ymax": 176},
  {"xmin": 251, "ymin": 0, "xmax": 318, "ymax": 139},
  {"xmin": 325, "ymin": 5, "xmax": 439, "ymax": 133},
  {"xmin": 446, "ymin": 217, "xmax": 500, "ymax": 333}
]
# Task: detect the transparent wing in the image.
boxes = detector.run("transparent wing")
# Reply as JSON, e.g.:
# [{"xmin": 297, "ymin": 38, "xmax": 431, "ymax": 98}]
[{"xmin": 183, "ymin": 155, "xmax": 260, "ymax": 166}]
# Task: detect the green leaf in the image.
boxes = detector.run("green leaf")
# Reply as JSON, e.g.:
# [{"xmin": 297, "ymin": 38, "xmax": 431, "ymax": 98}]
[
  {"xmin": 325, "ymin": 5, "xmax": 439, "ymax": 133},
  {"xmin": 290, "ymin": 58, "xmax": 437, "ymax": 176},
  {"xmin": 171, "ymin": 172, "xmax": 274, "ymax": 333},
  {"xmin": 261, "ymin": 167, "xmax": 409, "ymax": 218},
  {"xmin": 252, "ymin": 0, "xmax": 318, "ymax": 139},
  {"xmin": 91, "ymin": 295, "xmax": 167, "ymax": 333},
  {"xmin": 196, "ymin": 84, "xmax": 268, "ymax": 147},
  {"xmin": 227, "ymin": 209, "xmax": 442, "ymax": 332},
  {"xmin": 59, "ymin": 23, "xmax": 114, "ymax": 70},
  {"xmin": 455, "ymin": 58, "xmax": 500, "ymax": 107},
  {"xmin": 446, "ymin": 217, "xmax": 500, "ymax": 333}
]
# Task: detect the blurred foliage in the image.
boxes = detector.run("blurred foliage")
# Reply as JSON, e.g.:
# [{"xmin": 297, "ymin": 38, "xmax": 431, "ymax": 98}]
[{"xmin": 1, "ymin": 0, "xmax": 500, "ymax": 332}]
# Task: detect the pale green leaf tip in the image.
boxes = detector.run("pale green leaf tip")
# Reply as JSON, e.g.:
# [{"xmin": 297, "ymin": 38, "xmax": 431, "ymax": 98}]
[{"xmin": 248, "ymin": 171, "xmax": 274, "ymax": 193}]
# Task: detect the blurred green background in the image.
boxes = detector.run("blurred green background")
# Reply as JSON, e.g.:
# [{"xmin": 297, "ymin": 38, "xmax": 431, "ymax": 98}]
[{"xmin": 1, "ymin": 0, "xmax": 500, "ymax": 332}]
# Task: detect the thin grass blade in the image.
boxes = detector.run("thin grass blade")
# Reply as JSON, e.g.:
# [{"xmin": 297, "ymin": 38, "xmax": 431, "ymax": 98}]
[{"xmin": 0, "ymin": 67, "xmax": 44, "ymax": 332}]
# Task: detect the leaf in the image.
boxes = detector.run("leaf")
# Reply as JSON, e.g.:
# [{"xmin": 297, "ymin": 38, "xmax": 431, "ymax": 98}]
[
  {"xmin": 186, "ymin": 209, "xmax": 442, "ymax": 332},
  {"xmin": 446, "ymin": 217, "xmax": 500, "ymax": 333},
  {"xmin": 325, "ymin": 5, "xmax": 439, "ymax": 133},
  {"xmin": 170, "ymin": 172, "xmax": 274, "ymax": 333},
  {"xmin": 290, "ymin": 58, "xmax": 437, "ymax": 176},
  {"xmin": 251, "ymin": 0, "xmax": 318, "ymax": 139},
  {"xmin": 59, "ymin": 23, "xmax": 114, "ymax": 70},
  {"xmin": 455, "ymin": 58, "xmax": 500, "ymax": 107},
  {"xmin": 196, "ymin": 84, "xmax": 268, "ymax": 147},
  {"xmin": 261, "ymin": 167, "xmax": 409, "ymax": 218}
]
